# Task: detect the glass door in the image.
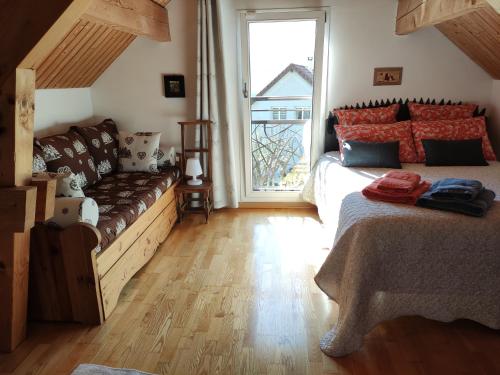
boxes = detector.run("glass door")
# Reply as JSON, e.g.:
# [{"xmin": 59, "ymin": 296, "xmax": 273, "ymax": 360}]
[{"xmin": 240, "ymin": 10, "xmax": 327, "ymax": 201}]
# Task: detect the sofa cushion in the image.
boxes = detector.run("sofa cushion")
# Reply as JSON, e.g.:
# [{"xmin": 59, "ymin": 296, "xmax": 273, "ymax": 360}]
[
  {"xmin": 157, "ymin": 144, "xmax": 176, "ymax": 168},
  {"xmin": 118, "ymin": 131, "xmax": 161, "ymax": 172},
  {"xmin": 33, "ymin": 141, "xmax": 48, "ymax": 173},
  {"xmin": 71, "ymin": 119, "xmax": 119, "ymax": 177},
  {"xmin": 85, "ymin": 166, "xmax": 181, "ymax": 251},
  {"xmin": 37, "ymin": 131, "xmax": 100, "ymax": 189},
  {"xmin": 46, "ymin": 197, "xmax": 99, "ymax": 229},
  {"xmin": 33, "ymin": 171, "xmax": 85, "ymax": 198}
]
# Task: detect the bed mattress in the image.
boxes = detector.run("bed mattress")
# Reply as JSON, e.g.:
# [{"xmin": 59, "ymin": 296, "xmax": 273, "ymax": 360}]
[
  {"xmin": 303, "ymin": 151, "xmax": 500, "ymax": 231},
  {"xmin": 303, "ymin": 152, "xmax": 500, "ymax": 357}
]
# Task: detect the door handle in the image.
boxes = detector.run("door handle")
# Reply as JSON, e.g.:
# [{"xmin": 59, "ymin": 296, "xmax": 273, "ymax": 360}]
[{"xmin": 242, "ymin": 82, "xmax": 248, "ymax": 98}]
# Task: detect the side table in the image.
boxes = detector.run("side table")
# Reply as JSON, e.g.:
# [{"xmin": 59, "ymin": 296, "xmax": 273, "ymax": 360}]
[{"xmin": 174, "ymin": 181, "xmax": 213, "ymax": 223}]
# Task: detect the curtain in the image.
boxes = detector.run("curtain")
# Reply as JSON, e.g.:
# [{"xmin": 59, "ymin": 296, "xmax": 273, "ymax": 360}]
[{"xmin": 196, "ymin": 0, "xmax": 238, "ymax": 209}]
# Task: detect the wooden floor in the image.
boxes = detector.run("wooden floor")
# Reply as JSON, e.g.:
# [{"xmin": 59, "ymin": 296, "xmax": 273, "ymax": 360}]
[{"xmin": 2, "ymin": 209, "xmax": 500, "ymax": 375}]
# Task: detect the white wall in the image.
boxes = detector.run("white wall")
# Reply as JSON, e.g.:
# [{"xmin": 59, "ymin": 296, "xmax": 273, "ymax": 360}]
[
  {"xmin": 489, "ymin": 81, "xmax": 500, "ymax": 154},
  {"xmin": 218, "ymin": 0, "xmax": 496, "ymax": 200},
  {"xmin": 222, "ymin": 0, "xmax": 493, "ymax": 111},
  {"xmin": 34, "ymin": 0, "xmax": 497, "ymax": 187},
  {"xmin": 91, "ymin": 0, "xmax": 197, "ymax": 149},
  {"xmin": 34, "ymin": 88, "xmax": 94, "ymax": 137}
]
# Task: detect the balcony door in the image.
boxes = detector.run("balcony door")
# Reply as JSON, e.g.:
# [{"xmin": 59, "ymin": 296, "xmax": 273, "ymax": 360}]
[{"xmin": 240, "ymin": 10, "xmax": 327, "ymax": 201}]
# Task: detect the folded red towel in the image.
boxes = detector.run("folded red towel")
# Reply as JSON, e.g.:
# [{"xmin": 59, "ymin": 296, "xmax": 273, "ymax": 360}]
[
  {"xmin": 362, "ymin": 179, "xmax": 431, "ymax": 205},
  {"xmin": 377, "ymin": 170, "xmax": 421, "ymax": 193}
]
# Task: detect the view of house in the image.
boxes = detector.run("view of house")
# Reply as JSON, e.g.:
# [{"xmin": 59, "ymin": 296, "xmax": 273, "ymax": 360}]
[
  {"xmin": 1, "ymin": 1, "xmax": 500, "ymax": 374},
  {"xmin": 251, "ymin": 63, "xmax": 313, "ymax": 190}
]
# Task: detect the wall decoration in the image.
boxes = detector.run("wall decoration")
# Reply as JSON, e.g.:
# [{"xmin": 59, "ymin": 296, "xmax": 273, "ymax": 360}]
[
  {"xmin": 373, "ymin": 67, "xmax": 403, "ymax": 86},
  {"xmin": 163, "ymin": 74, "xmax": 185, "ymax": 98}
]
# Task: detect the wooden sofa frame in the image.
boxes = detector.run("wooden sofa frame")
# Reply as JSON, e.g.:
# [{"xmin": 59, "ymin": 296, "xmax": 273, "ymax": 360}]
[{"xmin": 29, "ymin": 181, "xmax": 179, "ymax": 324}]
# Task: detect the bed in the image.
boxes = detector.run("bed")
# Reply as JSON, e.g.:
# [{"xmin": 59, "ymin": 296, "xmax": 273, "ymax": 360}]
[{"xmin": 303, "ymin": 102, "xmax": 500, "ymax": 357}]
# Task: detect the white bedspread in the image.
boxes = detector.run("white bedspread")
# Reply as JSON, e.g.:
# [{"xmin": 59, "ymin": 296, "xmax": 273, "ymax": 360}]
[{"xmin": 303, "ymin": 152, "xmax": 500, "ymax": 357}]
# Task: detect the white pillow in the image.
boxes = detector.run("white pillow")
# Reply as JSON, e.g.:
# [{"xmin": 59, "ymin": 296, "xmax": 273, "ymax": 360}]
[
  {"xmin": 33, "ymin": 153, "xmax": 48, "ymax": 173},
  {"xmin": 56, "ymin": 172, "xmax": 85, "ymax": 197},
  {"xmin": 157, "ymin": 144, "xmax": 176, "ymax": 167},
  {"xmin": 47, "ymin": 197, "xmax": 99, "ymax": 228},
  {"xmin": 118, "ymin": 131, "xmax": 161, "ymax": 172},
  {"xmin": 32, "ymin": 172, "xmax": 85, "ymax": 198}
]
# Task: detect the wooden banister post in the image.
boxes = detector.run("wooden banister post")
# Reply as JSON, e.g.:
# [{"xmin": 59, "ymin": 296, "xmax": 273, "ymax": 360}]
[
  {"xmin": 0, "ymin": 1, "xmax": 92, "ymax": 352},
  {"xmin": 0, "ymin": 69, "xmax": 36, "ymax": 353}
]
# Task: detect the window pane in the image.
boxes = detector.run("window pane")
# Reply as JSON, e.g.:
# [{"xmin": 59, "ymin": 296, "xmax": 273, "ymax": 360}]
[{"xmin": 249, "ymin": 20, "xmax": 316, "ymax": 191}]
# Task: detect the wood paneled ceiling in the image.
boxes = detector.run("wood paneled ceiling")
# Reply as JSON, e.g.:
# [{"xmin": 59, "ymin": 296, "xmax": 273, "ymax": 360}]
[
  {"xmin": 33, "ymin": 0, "xmax": 171, "ymax": 89},
  {"xmin": 35, "ymin": 19, "xmax": 136, "ymax": 89},
  {"xmin": 396, "ymin": 0, "xmax": 500, "ymax": 79},
  {"xmin": 436, "ymin": 5, "xmax": 500, "ymax": 79}
]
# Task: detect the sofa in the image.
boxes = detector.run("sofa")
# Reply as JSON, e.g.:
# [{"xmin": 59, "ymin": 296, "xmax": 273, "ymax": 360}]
[{"xmin": 29, "ymin": 119, "xmax": 181, "ymax": 324}]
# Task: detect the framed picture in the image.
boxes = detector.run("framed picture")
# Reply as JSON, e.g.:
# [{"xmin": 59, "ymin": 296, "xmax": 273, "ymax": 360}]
[
  {"xmin": 163, "ymin": 75, "xmax": 185, "ymax": 98},
  {"xmin": 373, "ymin": 67, "xmax": 403, "ymax": 86}
]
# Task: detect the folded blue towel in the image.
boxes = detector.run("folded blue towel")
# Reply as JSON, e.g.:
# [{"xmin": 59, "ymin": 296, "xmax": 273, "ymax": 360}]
[
  {"xmin": 429, "ymin": 178, "xmax": 483, "ymax": 201},
  {"xmin": 417, "ymin": 188, "xmax": 496, "ymax": 217}
]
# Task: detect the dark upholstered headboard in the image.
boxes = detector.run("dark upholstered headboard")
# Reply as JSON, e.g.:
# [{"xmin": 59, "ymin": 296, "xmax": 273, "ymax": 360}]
[{"xmin": 325, "ymin": 98, "xmax": 488, "ymax": 153}]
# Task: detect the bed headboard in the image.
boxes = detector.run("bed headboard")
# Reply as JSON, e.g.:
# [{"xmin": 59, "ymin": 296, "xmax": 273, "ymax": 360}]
[{"xmin": 325, "ymin": 98, "xmax": 488, "ymax": 153}]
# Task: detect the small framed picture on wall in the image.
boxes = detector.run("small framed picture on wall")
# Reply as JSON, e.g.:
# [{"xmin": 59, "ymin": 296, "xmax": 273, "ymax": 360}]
[
  {"xmin": 163, "ymin": 74, "xmax": 185, "ymax": 98},
  {"xmin": 373, "ymin": 67, "xmax": 403, "ymax": 86}
]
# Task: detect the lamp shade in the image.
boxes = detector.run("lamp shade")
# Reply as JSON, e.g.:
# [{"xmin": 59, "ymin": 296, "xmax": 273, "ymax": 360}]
[{"xmin": 185, "ymin": 158, "xmax": 203, "ymax": 177}]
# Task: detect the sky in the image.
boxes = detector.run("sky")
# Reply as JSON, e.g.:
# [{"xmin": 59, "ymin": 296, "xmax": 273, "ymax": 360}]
[{"xmin": 249, "ymin": 20, "xmax": 316, "ymax": 96}]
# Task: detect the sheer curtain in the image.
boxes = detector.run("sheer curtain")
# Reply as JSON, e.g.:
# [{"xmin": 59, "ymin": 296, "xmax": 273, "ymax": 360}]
[{"xmin": 196, "ymin": 0, "xmax": 238, "ymax": 209}]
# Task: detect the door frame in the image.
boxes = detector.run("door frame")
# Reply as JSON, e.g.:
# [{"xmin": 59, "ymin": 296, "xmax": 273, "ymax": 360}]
[{"xmin": 238, "ymin": 8, "xmax": 329, "ymax": 202}]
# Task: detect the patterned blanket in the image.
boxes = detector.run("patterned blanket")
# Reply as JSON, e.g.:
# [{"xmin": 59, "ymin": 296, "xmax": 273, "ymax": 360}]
[{"xmin": 303, "ymin": 152, "xmax": 500, "ymax": 356}]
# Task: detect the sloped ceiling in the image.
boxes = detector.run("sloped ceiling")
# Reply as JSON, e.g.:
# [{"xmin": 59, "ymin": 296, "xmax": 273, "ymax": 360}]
[
  {"xmin": 34, "ymin": 0, "xmax": 171, "ymax": 89},
  {"xmin": 436, "ymin": 6, "xmax": 500, "ymax": 79},
  {"xmin": 35, "ymin": 19, "xmax": 136, "ymax": 89},
  {"xmin": 396, "ymin": 0, "xmax": 500, "ymax": 79}
]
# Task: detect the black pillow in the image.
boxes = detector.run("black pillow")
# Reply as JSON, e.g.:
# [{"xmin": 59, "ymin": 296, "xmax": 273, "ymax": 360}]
[
  {"xmin": 341, "ymin": 140, "xmax": 401, "ymax": 168},
  {"xmin": 422, "ymin": 139, "xmax": 488, "ymax": 166}
]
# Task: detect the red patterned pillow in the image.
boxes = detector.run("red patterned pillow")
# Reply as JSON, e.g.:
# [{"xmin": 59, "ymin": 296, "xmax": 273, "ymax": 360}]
[
  {"xmin": 408, "ymin": 103, "xmax": 477, "ymax": 121},
  {"xmin": 411, "ymin": 117, "xmax": 496, "ymax": 162},
  {"xmin": 336, "ymin": 121, "xmax": 417, "ymax": 163},
  {"xmin": 335, "ymin": 104, "xmax": 399, "ymax": 125}
]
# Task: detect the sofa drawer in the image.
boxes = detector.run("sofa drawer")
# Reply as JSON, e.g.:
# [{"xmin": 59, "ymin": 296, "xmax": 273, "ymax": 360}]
[
  {"xmin": 99, "ymin": 199, "xmax": 177, "ymax": 319},
  {"xmin": 96, "ymin": 184, "xmax": 176, "ymax": 278}
]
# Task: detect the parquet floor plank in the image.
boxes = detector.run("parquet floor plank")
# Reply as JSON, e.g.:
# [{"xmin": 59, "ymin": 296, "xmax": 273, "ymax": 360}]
[{"xmin": 2, "ymin": 209, "xmax": 500, "ymax": 374}]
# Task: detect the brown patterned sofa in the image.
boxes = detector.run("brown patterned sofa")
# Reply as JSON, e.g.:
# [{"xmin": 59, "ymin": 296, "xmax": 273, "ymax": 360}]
[{"xmin": 29, "ymin": 119, "xmax": 180, "ymax": 324}]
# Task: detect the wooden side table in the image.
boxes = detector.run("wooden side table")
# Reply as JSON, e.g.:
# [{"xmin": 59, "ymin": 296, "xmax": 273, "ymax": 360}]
[{"xmin": 174, "ymin": 181, "xmax": 213, "ymax": 223}]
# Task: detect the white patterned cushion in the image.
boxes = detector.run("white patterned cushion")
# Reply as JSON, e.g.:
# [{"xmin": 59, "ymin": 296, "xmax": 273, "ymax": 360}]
[
  {"xmin": 33, "ymin": 153, "xmax": 48, "ymax": 173},
  {"xmin": 157, "ymin": 144, "xmax": 176, "ymax": 167},
  {"xmin": 118, "ymin": 131, "xmax": 161, "ymax": 172},
  {"xmin": 32, "ymin": 172, "xmax": 86, "ymax": 198},
  {"xmin": 46, "ymin": 197, "xmax": 99, "ymax": 228},
  {"xmin": 56, "ymin": 172, "xmax": 85, "ymax": 198}
]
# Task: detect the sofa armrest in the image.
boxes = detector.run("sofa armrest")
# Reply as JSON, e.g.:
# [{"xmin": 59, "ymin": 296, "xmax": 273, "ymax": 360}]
[
  {"xmin": 46, "ymin": 197, "xmax": 99, "ymax": 228},
  {"xmin": 59, "ymin": 222, "xmax": 103, "ymax": 323}
]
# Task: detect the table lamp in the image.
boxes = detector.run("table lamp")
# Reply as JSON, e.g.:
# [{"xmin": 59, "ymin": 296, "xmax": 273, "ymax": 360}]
[{"xmin": 185, "ymin": 158, "xmax": 203, "ymax": 185}]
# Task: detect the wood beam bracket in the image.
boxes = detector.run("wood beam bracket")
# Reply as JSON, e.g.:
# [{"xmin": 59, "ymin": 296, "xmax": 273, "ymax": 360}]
[
  {"xmin": 396, "ymin": 0, "xmax": 490, "ymax": 35},
  {"xmin": 30, "ymin": 175, "xmax": 58, "ymax": 222},
  {"xmin": 82, "ymin": 0, "xmax": 171, "ymax": 42},
  {"xmin": 0, "ymin": 186, "xmax": 37, "ymax": 232}
]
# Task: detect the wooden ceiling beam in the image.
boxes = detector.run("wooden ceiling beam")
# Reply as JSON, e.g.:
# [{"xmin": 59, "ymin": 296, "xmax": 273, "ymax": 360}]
[
  {"xmin": 82, "ymin": 0, "xmax": 171, "ymax": 42},
  {"xmin": 396, "ymin": 1, "xmax": 500, "ymax": 79},
  {"xmin": 396, "ymin": 0, "xmax": 491, "ymax": 35}
]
